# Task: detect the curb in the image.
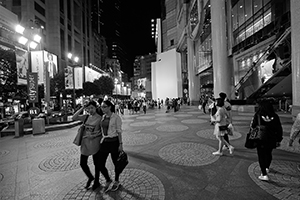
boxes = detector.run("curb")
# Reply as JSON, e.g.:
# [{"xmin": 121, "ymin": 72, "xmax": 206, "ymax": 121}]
[{"xmin": 0, "ymin": 121, "xmax": 82, "ymax": 137}]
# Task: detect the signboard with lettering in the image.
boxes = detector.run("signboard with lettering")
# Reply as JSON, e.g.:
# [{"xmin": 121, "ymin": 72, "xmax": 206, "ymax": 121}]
[{"xmin": 27, "ymin": 72, "xmax": 38, "ymax": 103}]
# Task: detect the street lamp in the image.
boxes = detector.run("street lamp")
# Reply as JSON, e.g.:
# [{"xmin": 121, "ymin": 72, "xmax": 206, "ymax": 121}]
[{"xmin": 67, "ymin": 53, "xmax": 79, "ymax": 109}]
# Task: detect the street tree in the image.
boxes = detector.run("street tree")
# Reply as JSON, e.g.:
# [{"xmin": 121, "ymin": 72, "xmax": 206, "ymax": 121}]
[
  {"xmin": 0, "ymin": 46, "xmax": 17, "ymax": 99},
  {"xmin": 83, "ymin": 81, "xmax": 99, "ymax": 96},
  {"xmin": 94, "ymin": 76, "xmax": 114, "ymax": 95}
]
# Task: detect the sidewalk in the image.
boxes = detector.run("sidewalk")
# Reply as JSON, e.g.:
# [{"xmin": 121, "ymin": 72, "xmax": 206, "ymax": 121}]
[{"xmin": 0, "ymin": 106, "xmax": 299, "ymax": 200}]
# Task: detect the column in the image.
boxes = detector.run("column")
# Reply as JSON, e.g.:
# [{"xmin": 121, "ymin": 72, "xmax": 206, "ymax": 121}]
[
  {"xmin": 187, "ymin": 36, "xmax": 200, "ymax": 105},
  {"xmin": 291, "ymin": 0, "xmax": 300, "ymax": 117},
  {"xmin": 211, "ymin": 0, "xmax": 231, "ymax": 98}
]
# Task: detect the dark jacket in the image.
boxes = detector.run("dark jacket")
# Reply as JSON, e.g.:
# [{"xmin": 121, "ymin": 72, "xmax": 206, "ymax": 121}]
[{"xmin": 250, "ymin": 113, "xmax": 283, "ymax": 148}]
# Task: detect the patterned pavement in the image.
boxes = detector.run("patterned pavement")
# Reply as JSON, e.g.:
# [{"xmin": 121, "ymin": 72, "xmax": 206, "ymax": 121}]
[{"xmin": 0, "ymin": 105, "xmax": 299, "ymax": 200}]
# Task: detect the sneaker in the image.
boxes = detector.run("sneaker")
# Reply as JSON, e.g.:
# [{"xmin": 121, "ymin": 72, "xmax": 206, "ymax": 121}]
[
  {"xmin": 266, "ymin": 168, "xmax": 270, "ymax": 173},
  {"xmin": 212, "ymin": 151, "xmax": 223, "ymax": 156},
  {"xmin": 104, "ymin": 180, "xmax": 112, "ymax": 192},
  {"xmin": 85, "ymin": 177, "xmax": 94, "ymax": 189},
  {"xmin": 229, "ymin": 146, "xmax": 234, "ymax": 154},
  {"xmin": 222, "ymin": 145, "xmax": 228, "ymax": 151},
  {"xmin": 110, "ymin": 181, "xmax": 120, "ymax": 191},
  {"xmin": 258, "ymin": 175, "xmax": 269, "ymax": 181}
]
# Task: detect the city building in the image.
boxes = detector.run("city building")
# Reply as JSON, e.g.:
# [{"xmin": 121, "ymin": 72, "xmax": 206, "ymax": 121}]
[{"xmin": 153, "ymin": 0, "xmax": 299, "ymax": 117}]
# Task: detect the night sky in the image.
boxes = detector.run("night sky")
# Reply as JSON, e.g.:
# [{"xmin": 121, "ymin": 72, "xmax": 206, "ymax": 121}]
[{"xmin": 121, "ymin": 0, "xmax": 161, "ymax": 77}]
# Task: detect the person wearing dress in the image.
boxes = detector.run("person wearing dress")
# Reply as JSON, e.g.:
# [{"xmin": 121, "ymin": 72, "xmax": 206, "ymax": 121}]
[{"xmin": 72, "ymin": 100, "xmax": 102, "ymax": 190}]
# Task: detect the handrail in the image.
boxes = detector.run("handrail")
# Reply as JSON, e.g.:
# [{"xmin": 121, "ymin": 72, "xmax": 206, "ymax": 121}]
[{"xmin": 235, "ymin": 26, "xmax": 291, "ymax": 91}]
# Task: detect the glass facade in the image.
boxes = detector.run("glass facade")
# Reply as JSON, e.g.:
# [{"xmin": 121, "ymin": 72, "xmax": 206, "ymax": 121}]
[{"xmin": 232, "ymin": 0, "xmax": 272, "ymax": 45}]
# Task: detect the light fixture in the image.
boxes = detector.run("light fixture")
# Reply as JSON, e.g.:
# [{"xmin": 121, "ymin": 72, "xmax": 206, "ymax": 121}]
[
  {"xmin": 18, "ymin": 36, "xmax": 28, "ymax": 45},
  {"xmin": 67, "ymin": 53, "xmax": 72, "ymax": 59},
  {"xmin": 29, "ymin": 41, "xmax": 38, "ymax": 49},
  {"xmin": 74, "ymin": 56, "xmax": 79, "ymax": 63},
  {"xmin": 33, "ymin": 34, "xmax": 41, "ymax": 43},
  {"xmin": 15, "ymin": 24, "xmax": 25, "ymax": 34}
]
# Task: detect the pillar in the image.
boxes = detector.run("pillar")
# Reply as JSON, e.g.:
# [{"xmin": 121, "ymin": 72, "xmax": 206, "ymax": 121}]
[
  {"xmin": 211, "ymin": 0, "xmax": 231, "ymax": 98},
  {"xmin": 291, "ymin": 0, "xmax": 300, "ymax": 117},
  {"xmin": 187, "ymin": 35, "xmax": 200, "ymax": 105}
]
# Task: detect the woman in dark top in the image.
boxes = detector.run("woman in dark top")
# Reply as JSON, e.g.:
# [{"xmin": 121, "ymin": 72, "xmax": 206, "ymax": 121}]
[{"xmin": 250, "ymin": 100, "xmax": 283, "ymax": 181}]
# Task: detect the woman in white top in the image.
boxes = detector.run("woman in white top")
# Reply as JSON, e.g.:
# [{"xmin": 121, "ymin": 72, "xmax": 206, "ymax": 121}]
[
  {"xmin": 211, "ymin": 98, "xmax": 233, "ymax": 156},
  {"xmin": 98, "ymin": 100, "xmax": 123, "ymax": 192},
  {"xmin": 72, "ymin": 100, "xmax": 102, "ymax": 190}
]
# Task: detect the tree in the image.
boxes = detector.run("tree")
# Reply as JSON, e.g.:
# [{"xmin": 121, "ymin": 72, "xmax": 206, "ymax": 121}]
[
  {"xmin": 94, "ymin": 76, "xmax": 114, "ymax": 95},
  {"xmin": 50, "ymin": 72, "xmax": 65, "ymax": 97},
  {"xmin": 83, "ymin": 81, "xmax": 99, "ymax": 96},
  {"xmin": 0, "ymin": 45, "xmax": 17, "ymax": 99}
]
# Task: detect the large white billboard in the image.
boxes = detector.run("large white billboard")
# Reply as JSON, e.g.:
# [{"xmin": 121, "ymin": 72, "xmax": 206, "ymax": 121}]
[{"xmin": 151, "ymin": 48, "xmax": 182, "ymax": 100}]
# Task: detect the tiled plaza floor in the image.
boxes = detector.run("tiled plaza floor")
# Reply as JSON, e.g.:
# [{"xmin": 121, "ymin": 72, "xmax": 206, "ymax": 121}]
[{"xmin": 0, "ymin": 106, "xmax": 299, "ymax": 200}]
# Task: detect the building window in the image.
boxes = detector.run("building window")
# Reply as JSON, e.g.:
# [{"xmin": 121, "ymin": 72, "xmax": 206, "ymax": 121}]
[
  {"xmin": 12, "ymin": 0, "xmax": 21, "ymax": 6},
  {"xmin": 34, "ymin": 2, "xmax": 45, "ymax": 16},
  {"xmin": 60, "ymin": 0, "xmax": 64, "ymax": 13},
  {"xmin": 170, "ymin": 39, "xmax": 174, "ymax": 46},
  {"xmin": 190, "ymin": 1, "xmax": 199, "ymax": 32}
]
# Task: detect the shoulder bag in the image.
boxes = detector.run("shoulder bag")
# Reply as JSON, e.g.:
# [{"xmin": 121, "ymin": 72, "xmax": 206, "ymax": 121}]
[{"xmin": 73, "ymin": 115, "xmax": 89, "ymax": 146}]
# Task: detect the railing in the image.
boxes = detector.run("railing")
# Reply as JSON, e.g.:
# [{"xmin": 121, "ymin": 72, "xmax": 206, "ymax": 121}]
[{"xmin": 234, "ymin": 26, "xmax": 291, "ymax": 91}]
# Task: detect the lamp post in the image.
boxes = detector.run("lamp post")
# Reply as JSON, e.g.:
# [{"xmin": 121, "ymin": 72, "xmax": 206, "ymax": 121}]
[
  {"xmin": 67, "ymin": 53, "xmax": 79, "ymax": 109},
  {"xmin": 15, "ymin": 24, "xmax": 42, "ymax": 108}
]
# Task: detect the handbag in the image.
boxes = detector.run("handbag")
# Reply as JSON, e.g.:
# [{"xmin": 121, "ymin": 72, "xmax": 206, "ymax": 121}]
[
  {"xmin": 245, "ymin": 129, "xmax": 258, "ymax": 149},
  {"xmin": 115, "ymin": 150, "xmax": 129, "ymax": 174},
  {"xmin": 73, "ymin": 115, "xmax": 89, "ymax": 146},
  {"xmin": 248, "ymin": 115, "xmax": 267, "ymax": 140},
  {"xmin": 219, "ymin": 125, "xmax": 229, "ymax": 131}
]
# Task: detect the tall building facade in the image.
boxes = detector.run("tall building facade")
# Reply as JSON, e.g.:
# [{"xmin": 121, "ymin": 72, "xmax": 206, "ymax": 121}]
[{"xmin": 158, "ymin": 0, "xmax": 299, "ymax": 117}]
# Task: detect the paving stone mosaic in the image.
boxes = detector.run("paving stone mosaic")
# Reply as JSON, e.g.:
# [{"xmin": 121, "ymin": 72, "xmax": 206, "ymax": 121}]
[
  {"xmin": 158, "ymin": 142, "xmax": 219, "ymax": 166},
  {"xmin": 248, "ymin": 160, "xmax": 300, "ymax": 200},
  {"xmin": 62, "ymin": 168, "xmax": 165, "ymax": 200},
  {"xmin": 156, "ymin": 124, "xmax": 189, "ymax": 132}
]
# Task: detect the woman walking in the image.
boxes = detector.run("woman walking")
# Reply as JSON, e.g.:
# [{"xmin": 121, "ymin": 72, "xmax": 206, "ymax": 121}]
[
  {"xmin": 211, "ymin": 98, "xmax": 233, "ymax": 156},
  {"xmin": 250, "ymin": 99, "xmax": 283, "ymax": 181},
  {"xmin": 72, "ymin": 100, "xmax": 102, "ymax": 190},
  {"xmin": 98, "ymin": 100, "xmax": 124, "ymax": 192}
]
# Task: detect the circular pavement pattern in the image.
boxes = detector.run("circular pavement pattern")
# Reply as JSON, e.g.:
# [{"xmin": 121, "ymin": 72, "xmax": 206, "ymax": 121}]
[
  {"xmin": 130, "ymin": 121, "xmax": 157, "ymax": 127},
  {"xmin": 62, "ymin": 168, "xmax": 165, "ymax": 200},
  {"xmin": 173, "ymin": 114, "xmax": 193, "ymax": 117},
  {"xmin": 122, "ymin": 133, "xmax": 158, "ymax": 146},
  {"xmin": 34, "ymin": 137, "xmax": 73, "ymax": 149},
  {"xmin": 39, "ymin": 147, "xmax": 93, "ymax": 172},
  {"xmin": 158, "ymin": 142, "xmax": 219, "ymax": 166},
  {"xmin": 136, "ymin": 116, "xmax": 155, "ymax": 120},
  {"xmin": 282, "ymin": 124, "xmax": 292, "ymax": 133},
  {"xmin": 277, "ymin": 136, "xmax": 300, "ymax": 154},
  {"xmin": 181, "ymin": 119, "xmax": 207, "ymax": 124},
  {"xmin": 156, "ymin": 124, "xmax": 189, "ymax": 132},
  {"xmin": 155, "ymin": 117, "xmax": 177, "ymax": 121},
  {"xmin": 0, "ymin": 150, "xmax": 10, "ymax": 157},
  {"xmin": 248, "ymin": 160, "xmax": 300, "ymax": 200},
  {"xmin": 196, "ymin": 129, "xmax": 242, "ymax": 140}
]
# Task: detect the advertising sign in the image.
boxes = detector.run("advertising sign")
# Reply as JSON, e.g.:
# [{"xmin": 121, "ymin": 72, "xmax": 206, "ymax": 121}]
[
  {"xmin": 74, "ymin": 67, "xmax": 83, "ymax": 89},
  {"xmin": 43, "ymin": 51, "xmax": 58, "ymax": 78},
  {"xmin": 16, "ymin": 48, "xmax": 29, "ymax": 85},
  {"xmin": 31, "ymin": 51, "xmax": 44, "ymax": 84},
  {"xmin": 65, "ymin": 66, "xmax": 73, "ymax": 89},
  {"xmin": 27, "ymin": 72, "xmax": 38, "ymax": 103}
]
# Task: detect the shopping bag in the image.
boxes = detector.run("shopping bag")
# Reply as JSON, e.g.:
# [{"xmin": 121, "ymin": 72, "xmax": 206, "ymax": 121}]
[
  {"xmin": 227, "ymin": 123, "xmax": 234, "ymax": 136},
  {"xmin": 116, "ymin": 150, "xmax": 129, "ymax": 174},
  {"xmin": 73, "ymin": 125, "xmax": 85, "ymax": 146},
  {"xmin": 73, "ymin": 115, "xmax": 89, "ymax": 146}
]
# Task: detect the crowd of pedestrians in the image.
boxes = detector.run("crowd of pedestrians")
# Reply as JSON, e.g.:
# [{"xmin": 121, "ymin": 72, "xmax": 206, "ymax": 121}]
[{"xmin": 70, "ymin": 92, "xmax": 299, "ymax": 193}]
